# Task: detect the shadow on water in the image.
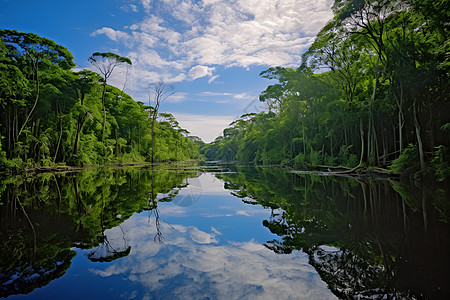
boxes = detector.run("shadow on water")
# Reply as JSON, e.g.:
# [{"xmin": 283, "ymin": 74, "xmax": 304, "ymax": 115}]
[
  {"xmin": 0, "ymin": 165, "xmax": 200, "ymax": 297},
  {"xmin": 217, "ymin": 166, "xmax": 450, "ymax": 299}
]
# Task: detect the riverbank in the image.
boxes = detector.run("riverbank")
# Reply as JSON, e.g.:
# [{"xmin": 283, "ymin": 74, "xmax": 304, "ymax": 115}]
[
  {"xmin": 289, "ymin": 164, "xmax": 396, "ymax": 179},
  {"xmin": 11, "ymin": 160, "xmax": 225, "ymax": 175}
]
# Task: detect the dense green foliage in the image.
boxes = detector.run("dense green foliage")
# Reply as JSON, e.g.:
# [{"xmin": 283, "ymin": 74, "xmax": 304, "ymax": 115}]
[
  {"xmin": 0, "ymin": 29, "xmax": 200, "ymax": 171},
  {"xmin": 202, "ymin": 0, "xmax": 450, "ymax": 179},
  {"xmin": 218, "ymin": 166, "xmax": 450, "ymax": 298}
]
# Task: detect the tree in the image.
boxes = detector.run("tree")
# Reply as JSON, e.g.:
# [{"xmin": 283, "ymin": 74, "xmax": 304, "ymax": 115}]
[
  {"xmin": 72, "ymin": 70, "xmax": 101, "ymax": 156},
  {"xmin": 148, "ymin": 82, "xmax": 174, "ymax": 163},
  {"xmin": 0, "ymin": 29, "xmax": 75, "ymax": 140},
  {"xmin": 89, "ymin": 52, "xmax": 132, "ymax": 141}
]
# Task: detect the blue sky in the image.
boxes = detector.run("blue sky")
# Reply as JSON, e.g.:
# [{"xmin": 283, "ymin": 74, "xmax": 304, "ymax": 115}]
[{"xmin": 0, "ymin": 0, "xmax": 333, "ymax": 142}]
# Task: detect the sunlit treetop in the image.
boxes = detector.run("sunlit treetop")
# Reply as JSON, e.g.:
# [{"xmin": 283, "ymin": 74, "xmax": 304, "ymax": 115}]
[
  {"xmin": 0, "ymin": 29, "xmax": 75, "ymax": 70},
  {"xmin": 89, "ymin": 52, "xmax": 132, "ymax": 66}
]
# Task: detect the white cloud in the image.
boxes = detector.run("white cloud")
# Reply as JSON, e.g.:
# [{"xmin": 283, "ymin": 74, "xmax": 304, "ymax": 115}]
[
  {"xmin": 189, "ymin": 65, "xmax": 215, "ymax": 80},
  {"xmin": 90, "ymin": 27, "xmax": 130, "ymax": 41},
  {"xmin": 90, "ymin": 0, "xmax": 333, "ymax": 140},
  {"xmin": 171, "ymin": 113, "xmax": 235, "ymax": 143},
  {"xmin": 190, "ymin": 226, "xmax": 218, "ymax": 244},
  {"xmin": 208, "ymin": 75, "xmax": 219, "ymax": 84},
  {"xmin": 121, "ymin": 4, "xmax": 139, "ymax": 12},
  {"xmin": 237, "ymin": 210, "xmax": 250, "ymax": 216},
  {"xmin": 200, "ymin": 92, "xmax": 233, "ymax": 97},
  {"xmin": 91, "ymin": 0, "xmax": 333, "ymax": 85},
  {"xmin": 233, "ymin": 92, "xmax": 252, "ymax": 100},
  {"xmin": 141, "ymin": 0, "xmax": 152, "ymax": 13}
]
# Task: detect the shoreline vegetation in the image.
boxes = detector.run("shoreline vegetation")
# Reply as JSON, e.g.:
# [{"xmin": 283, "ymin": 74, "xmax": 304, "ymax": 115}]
[
  {"xmin": 1, "ymin": 1, "xmax": 449, "ymax": 183},
  {"xmin": 2, "ymin": 157, "xmax": 396, "ymax": 183},
  {"xmin": 0, "ymin": 29, "xmax": 202, "ymax": 173},
  {"xmin": 199, "ymin": 1, "xmax": 450, "ymax": 183}
]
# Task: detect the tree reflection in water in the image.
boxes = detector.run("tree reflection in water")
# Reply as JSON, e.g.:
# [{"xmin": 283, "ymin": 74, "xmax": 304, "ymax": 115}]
[
  {"xmin": 0, "ymin": 166, "xmax": 198, "ymax": 297},
  {"xmin": 87, "ymin": 222, "xmax": 131, "ymax": 263},
  {"xmin": 1, "ymin": 165, "xmax": 448, "ymax": 298},
  {"xmin": 218, "ymin": 166, "xmax": 450, "ymax": 299}
]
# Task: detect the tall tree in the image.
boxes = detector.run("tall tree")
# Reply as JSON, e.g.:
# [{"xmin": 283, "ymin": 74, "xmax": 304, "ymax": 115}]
[
  {"xmin": 89, "ymin": 52, "xmax": 132, "ymax": 141},
  {"xmin": 0, "ymin": 29, "xmax": 75, "ymax": 140},
  {"xmin": 72, "ymin": 70, "xmax": 101, "ymax": 156},
  {"xmin": 148, "ymin": 82, "xmax": 174, "ymax": 163}
]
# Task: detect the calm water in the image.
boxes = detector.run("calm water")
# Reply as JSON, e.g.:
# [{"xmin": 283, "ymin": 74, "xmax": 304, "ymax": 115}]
[{"xmin": 1, "ymin": 164, "xmax": 449, "ymax": 299}]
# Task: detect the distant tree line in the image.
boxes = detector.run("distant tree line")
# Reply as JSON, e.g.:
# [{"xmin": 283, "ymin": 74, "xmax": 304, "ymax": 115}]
[
  {"xmin": 201, "ymin": 0, "xmax": 450, "ymax": 180},
  {"xmin": 0, "ymin": 29, "xmax": 201, "ymax": 170}
]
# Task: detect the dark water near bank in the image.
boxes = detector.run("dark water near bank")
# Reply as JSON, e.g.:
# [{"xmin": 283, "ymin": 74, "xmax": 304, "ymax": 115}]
[{"xmin": 1, "ymin": 164, "xmax": 449, "ymax": 299}]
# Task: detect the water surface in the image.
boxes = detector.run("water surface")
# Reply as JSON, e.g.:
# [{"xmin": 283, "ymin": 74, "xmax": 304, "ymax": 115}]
[{"xmin": 1, "ymin": 165, "xmax": 449, "ymax": 299}]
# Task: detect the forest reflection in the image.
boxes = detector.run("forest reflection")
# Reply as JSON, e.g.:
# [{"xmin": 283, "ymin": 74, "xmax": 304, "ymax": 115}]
[
  {"xmin": 0, "ymin": 166, "xmax": 199, "ymax": 297},
  {"xmin": 1, "ymin": 165, "xmax": 449, "ymax": 299},
  {"xmin": 217, "ymin": 166, "xmax": 450, "ymax": 299}
]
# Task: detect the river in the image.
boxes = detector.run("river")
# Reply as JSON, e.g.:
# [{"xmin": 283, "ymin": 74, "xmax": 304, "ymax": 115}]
[{"xmin": 1, "ymin": 163, "xmax": 449, "ymax": 299}]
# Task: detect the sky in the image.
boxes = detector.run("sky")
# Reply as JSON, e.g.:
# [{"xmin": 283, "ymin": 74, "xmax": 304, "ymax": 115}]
[{"xmin": 0, "ymin": 0, "xmax": 334, "ymax": 142}]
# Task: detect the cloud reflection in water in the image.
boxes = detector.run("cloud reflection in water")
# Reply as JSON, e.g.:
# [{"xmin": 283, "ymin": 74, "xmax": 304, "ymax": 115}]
[{"xmin": 90, "ymin": 213, "xmax": 336, "ymax": 299}]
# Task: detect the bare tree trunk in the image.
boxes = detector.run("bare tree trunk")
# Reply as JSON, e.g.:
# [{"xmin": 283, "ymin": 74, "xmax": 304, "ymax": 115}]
[
  {"xmin": 151, "ymin": 111, "xmax": 157, "ymax": 164},
  {"xmin": 53, "ymin": 117, "xmax": 63, "ymax": 162},
  {"xmin": 18, "ymin": 61, "xmax": 39, "ymax": 138},
  {"xmin": 367, "ymin": 70, "xmax": 379, "ymax": 164},
  {"xmin": 73, "ymin": 112, "xmax": 89, "ymax": 156},
  {"xmin": 414, "ymin": 99, "xmax": 425, "ymax": 171},
  {"xmin": 421, "ymin": 187, "xmax": 428, "ymax": 231},
  {"xmin": 7, "ymin": 112, "xmax": 11, "ymax": 152},
  {"xmin": 398, "ymin": 83, "xmax": 404, "ymax": 153},
  {"xmin": 359, "ymin": 118, "xmax": 365, "ymax": 167},
  {"xmin": 101, "ymin": 83, "xmax": 107, "ymax": 142},
  {"xmin": 148, "ymin": 82, "xmax": 174, "ymax": 164}
]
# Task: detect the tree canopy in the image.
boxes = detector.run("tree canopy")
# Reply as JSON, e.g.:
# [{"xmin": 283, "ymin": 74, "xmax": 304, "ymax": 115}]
[
  {"xmin": 201, "ymin": 0, "xmax": 450, "ymax": 181},
  {"xmin": 0, "ymin": 30, "xmax": 200, "ymax": 171}
]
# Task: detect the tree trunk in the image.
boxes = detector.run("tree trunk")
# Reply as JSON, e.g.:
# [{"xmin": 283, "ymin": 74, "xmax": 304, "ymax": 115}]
[
  {"xmin": 398, "ymin": 85, "xmax": 404, "ymax": 153},
  {"xmin": 73, "ymin": 111, "xmax": 89, "ymax": 155},
  {"xmin": 359, "ymin": 118, "xmax": 365, "ymax": 167},
  {"xmin": 367, "ymin": 71, "xmax": 379, "ymax": 164},
  {"xmin": 414, "ymin": 99, "xmax": 425, "ymax": 171},
  {"xmin": 18, "ymin": 61, "xmax": 39, "ymax": 138},
  {"xmin": 101, "ymin": 83, "xmax": 107, "ymax": 142},
  {"xmin": 53, "ymin": 117, "xmax": 63, "ymax": 162},
  {"xmin": 151, "ymin": 112, "xmax": 156, "ymax": 164},
  {"xmin": 7, "ymin": 112, "xmax": 11, "ymax": 152}
]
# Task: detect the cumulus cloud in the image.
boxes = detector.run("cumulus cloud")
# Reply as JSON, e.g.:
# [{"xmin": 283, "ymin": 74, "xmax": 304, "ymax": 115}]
[
  {"xmin": 90, "ymin": 27, "xmax": 130, "ymax": 41},
  {"xmin": 189, "ymin": 65, "xmax": 215, "ymax": 80},
  {"xmin": 91, "ymin": 0, "xmax": 333, "ymax": 88},
  {"xmin": 89, "ymin": 1, "xmax": 333, "ymax": 140}
]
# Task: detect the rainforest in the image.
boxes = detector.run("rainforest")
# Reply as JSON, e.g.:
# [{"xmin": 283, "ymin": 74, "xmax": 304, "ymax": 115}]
[
  {"xmin": 1, "ymin": 0, "xmax": 450, "ymax": 299},
  {"xmin": 201, "ymin": 0, "xmax": 450, "ymax": 181},
  {"xmin": 0, "ymin": 29, "xmax": 201, "ymax": 171},
  {"xmin": 1, "ymin": 0, "xmax": 449, "ymax": 179}
]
